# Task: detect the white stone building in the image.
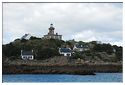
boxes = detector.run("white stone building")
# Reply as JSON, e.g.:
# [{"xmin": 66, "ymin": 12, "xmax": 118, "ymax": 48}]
[{"xmin": 21, "ymin": 50, "xmax": 34, "ymax": 60}]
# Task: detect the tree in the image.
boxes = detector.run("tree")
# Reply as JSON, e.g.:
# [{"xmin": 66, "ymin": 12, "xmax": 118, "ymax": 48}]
[
  {"xmin": 2, "ymin": 43, "xmax": 20, "ymax": 60},
  {"xmin": 36, "ymin": 47, "xmax": 59, "ymax": 60},
  {"xmin": 93, "ymin": 43, "xmax": 113, "ymax": 54},
  {"xmin": 113, "ymin": 46, "xmax": 123, "ymax": 61},
  {"xmin": 21, "ymin": 39, "xmax": 28, "ymax": 42},
  {"xmin": 72, "ymin": 51, "xmax": 84, "ymax": 59},
  {"xmin": 30, "ymin": 36, "xmax": 41, "ymax": 40}
]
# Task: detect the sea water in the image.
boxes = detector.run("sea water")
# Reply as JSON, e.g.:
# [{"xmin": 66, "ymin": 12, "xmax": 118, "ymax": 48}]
[{"xmin": 2, "ymin": 73, "xmax": 122, "ymax": 82}]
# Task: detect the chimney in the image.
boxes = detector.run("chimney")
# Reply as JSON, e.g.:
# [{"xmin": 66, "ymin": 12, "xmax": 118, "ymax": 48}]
[
  {"xmin": 81, "ymin": 45, "xmax": 83, "ymax": 47},
  {"xmin": 21, "ymin": 50, "xmax": 23, "ymax": 56},
  {"xmin": 32, "ymin": 50, "xmax": 33, "ymax": 52}
]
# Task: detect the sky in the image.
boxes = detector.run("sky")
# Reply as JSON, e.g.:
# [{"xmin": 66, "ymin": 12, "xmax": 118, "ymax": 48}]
[{"xmin": 3, "ymin": 3, "xmax": 123, "ymax": 46}]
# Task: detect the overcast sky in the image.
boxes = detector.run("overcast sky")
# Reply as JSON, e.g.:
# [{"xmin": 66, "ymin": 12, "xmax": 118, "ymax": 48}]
[{"xmin": 3, "ymin": 3, "xmax": 123, "ymax": 46}]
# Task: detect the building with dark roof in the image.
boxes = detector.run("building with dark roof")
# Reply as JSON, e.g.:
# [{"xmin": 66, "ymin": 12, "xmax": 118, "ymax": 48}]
[
  {"xmin": 21, "ymin": 33, "xmax": 31, "ymax": 40},
  {"xmin": 73, "ymin": 43, "xmax": 90, "ymax": 52},
  {"xmin": 59, "ymin": 48, "xmax": 72, "ymax": 56},
  {"xmin": 43, "ymin": 24, "xmax": 62, "ymax": 40},
  {"xmin": 21, "ymin": 50, "xmax": 34, "ymax": 60},
  {"xmin": 73, "ymin": 43, "xmax": 83, "ymax": 52}
]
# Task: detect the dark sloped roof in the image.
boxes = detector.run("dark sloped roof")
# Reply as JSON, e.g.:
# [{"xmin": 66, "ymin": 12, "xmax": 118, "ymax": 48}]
[
  {"xmin": 60, "ymin": 48, "xmax": 72, "ymax": 53},
  {"xmin": 21, "ymin": 34, "xmax": 31, "ymax": 40},
  {"xmin": 22, "ymin": 51, "xmax": 33, "ymax": 55},
  {"xmin": 75, "ymin": 44, "xmax": 83, "ymax": 48},
  {"xmin": 75, "ymin": 44, "xmax": 89, "ymax": 48}
]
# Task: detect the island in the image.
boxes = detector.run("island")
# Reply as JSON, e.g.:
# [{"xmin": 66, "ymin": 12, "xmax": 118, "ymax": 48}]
[
  {"xmin": 2, "ymin": 38, "xmax": 122, "ymax": 75},
  {"xmin": 2, "ymin": 24, "xmax": 122, "ymax": 75}
]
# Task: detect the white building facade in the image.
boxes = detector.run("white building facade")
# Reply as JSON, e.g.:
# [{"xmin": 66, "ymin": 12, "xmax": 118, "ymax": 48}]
[{"xmin": 21, "ymin": 50, "xmax": 34, "ymax": 60}]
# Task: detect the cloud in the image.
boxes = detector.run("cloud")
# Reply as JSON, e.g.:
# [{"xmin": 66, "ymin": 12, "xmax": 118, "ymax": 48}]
[
  {"xmin": 3, "ymin": 3, "xmax": 123, "ymax": 46},
  {"xmin": 72, "ymin": 30, "xmax": 96, "ymax": 41}
]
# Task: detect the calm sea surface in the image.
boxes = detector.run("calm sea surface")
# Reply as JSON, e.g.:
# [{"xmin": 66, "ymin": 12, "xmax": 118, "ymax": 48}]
[{"xmin": 2, "ymin": 73, "xmax": 122, "ymax": 82}]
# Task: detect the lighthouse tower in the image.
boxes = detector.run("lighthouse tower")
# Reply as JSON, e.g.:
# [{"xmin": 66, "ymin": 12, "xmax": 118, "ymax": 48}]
[
  {"xmin": 48, "ymin": 24, "xmax": 55, "ymax": 35},
  {"xmin": 43, "ymin": 23, "xmax": 62, "ymax": 40}
]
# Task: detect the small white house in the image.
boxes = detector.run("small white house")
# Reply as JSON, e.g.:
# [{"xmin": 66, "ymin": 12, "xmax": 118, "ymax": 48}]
[
  {"xmin": 21, "ymin": 50, "xmax": 34, "ymax": 60},
  {"xmin": 59, "ymin": 48, "xmax": 72, "ymax": 56}
]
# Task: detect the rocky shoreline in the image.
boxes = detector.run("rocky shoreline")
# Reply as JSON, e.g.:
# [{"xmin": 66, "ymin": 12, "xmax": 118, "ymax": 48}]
[{"xmin": 3, "ymin": 63, "xmax": 122, "ymax": 75}]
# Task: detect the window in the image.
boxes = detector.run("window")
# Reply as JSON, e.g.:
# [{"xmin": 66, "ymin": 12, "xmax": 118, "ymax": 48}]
[
  {"xmin": 22, "ymin": 56, "xmax": 26, "ymax": 59},
  {"xmin": 67, "ymin": 54, "xmax": 70, "ymax": 56}
]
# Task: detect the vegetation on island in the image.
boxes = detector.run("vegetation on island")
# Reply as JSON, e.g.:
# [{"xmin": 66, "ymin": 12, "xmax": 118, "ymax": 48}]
[
  {"xmin": 2, "ymin": 35, "xmax": 123, "ymax": 74},
  {"xmin": 2, "ymin": 35, "xmax": 122, "ymax": 64}
]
